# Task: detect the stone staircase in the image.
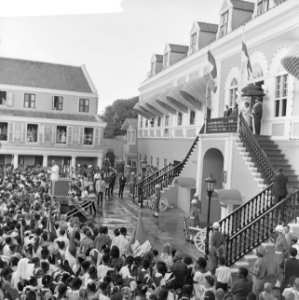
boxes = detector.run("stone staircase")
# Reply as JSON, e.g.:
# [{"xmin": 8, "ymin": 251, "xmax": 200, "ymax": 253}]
[{"xmin": 255, "ymin": 135, "xmax": 299, "ymax": 192}]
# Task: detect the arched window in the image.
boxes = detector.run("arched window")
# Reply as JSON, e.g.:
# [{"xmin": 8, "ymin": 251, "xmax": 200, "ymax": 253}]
[
  {"xmin": 229, "ymin": 78, "xmax": 238, "ymax": 107},
  {"xmin": 252, "ymin": 63, "xmax": 264, "ymax": 80},
  {"xmin": 274, "ymin": 64, "xmax": 288, "ymax": 117}
]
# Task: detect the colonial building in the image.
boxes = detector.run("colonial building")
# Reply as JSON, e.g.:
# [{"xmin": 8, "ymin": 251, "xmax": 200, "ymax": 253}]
[
  {"xmin": 0, "ymin": 57, "xmax": 106, "ymax": 172},
  {"xmin": 135, "ymin": 0, "xmax": 299, "ymax": 222}
]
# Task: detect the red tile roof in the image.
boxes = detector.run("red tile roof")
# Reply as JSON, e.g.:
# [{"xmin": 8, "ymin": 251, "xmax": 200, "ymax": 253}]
[
  {"xmin": 0, "ymin": 57, "xmax": 93, "ymax": 93},
  {"xmin": 0, "ymin": 108, "xmax": 100, "ymax": 123},
  {"xmin": 196, "ymin": 22, "xmax": 218, "ymax": 33},
  {"xmin": 230, "ymin": 0, "xmax": 255, "ymax": 11}
]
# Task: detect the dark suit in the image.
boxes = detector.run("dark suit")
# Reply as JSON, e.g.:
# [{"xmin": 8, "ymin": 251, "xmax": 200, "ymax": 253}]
[
  {"xmin": 273, "ymin": 172, "xmax": 288, "ymax": 202},
  {"xmin": 252, "ymin": 101, "xmax": 263, "ymax": 135},
  {"xmin": 118, "ymin": 176, "xmax": 127, "ymax": 198},
  {"xmin": 284, "ymin": 257, "xmax": 299, "ymax": 286}
]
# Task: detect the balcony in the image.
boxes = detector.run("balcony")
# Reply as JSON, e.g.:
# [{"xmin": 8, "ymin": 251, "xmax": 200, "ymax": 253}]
[{"xmin": 206, "ymin": 116, "xmax": 238, "ymax": 134}]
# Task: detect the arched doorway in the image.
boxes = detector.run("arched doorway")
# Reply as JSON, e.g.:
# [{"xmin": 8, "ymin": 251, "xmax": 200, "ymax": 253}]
[
  {"xmin": 105, "ymin": 150, "xmax": 115, "ymax": 168},
  {"xmin": 200, "ymin": 148, "xmax": 224, "ymax": 225}
]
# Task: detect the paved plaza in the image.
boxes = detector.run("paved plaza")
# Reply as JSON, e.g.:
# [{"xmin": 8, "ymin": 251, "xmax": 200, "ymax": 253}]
[{"xmin": 95, "ymin": 188, "xmax": 201, "ymax": 259}]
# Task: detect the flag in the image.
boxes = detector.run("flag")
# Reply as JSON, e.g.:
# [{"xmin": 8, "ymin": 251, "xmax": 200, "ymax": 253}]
[
  {"xmin": 130, "ymin": 212, "xmax": 151, "ymax": 256},
  {"xmin": 203, "ymin": 50, "xmax": 217, "ymax": 93},
  {"xmin": 241, "ymin": 41, "xmax": 253, "ymax": 81}
]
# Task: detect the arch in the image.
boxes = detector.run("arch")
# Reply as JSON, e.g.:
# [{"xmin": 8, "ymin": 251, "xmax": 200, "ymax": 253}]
[
  {"xmin": 269, "ymin": 46, "xmax": 290, "ymax": 76},
  {"xmin": 250, "ymin": 50, "xmax": 268, "ymax": 78},
  {"xmin": 105, "ymin": 149, "xmax": 115, "ymax": 168},
  {"xmin": 224, "ymin": 67, "xmax": 241, "ymax": 107},
  {"xmin": 200, "ymin": 148, "xmax": 224, "ymax": 225}
]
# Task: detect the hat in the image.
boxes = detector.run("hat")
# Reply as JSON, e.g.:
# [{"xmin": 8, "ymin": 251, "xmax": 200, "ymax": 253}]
[
  {"xmin": 212, "ymin": 222, "xmax": 220, "ymax": 229},
  {"xmin": 257, "ymin": 245, "xmax": 266, "ymax": 256},
  {"xmin": 191, "ymin": 199, "xmax": 197, "ymax": 205},
  {"xmin": 275, "ymin": 225, "xmax": 284, "ymax": 233},
  {"xmin": 155, "ymin": 184, "xmax": 161, "ymax": 190}
]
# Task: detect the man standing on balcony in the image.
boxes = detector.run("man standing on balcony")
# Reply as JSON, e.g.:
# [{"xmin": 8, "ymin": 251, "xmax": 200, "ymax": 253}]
[
  {"xmin": 252, "ymin": 98, "xmax": 263, "ymax": 135},
  {"xmin": 273, "ymin": 168, "xmax": 288, "ymax": 204}
]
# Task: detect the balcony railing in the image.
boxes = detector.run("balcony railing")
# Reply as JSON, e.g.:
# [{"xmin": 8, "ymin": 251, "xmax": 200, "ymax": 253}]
[{"xmin": 206, "ymin": 116, "xmax": 238, "ymax": 133}]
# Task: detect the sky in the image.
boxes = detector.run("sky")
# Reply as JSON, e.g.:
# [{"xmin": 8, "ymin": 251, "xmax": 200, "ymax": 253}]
[{"xmin": 0, "ymin": 0, "xmax": 223, "ymax": 114}]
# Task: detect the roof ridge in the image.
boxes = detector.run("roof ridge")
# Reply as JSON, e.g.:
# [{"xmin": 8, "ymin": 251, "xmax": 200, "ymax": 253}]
[{"xmin": 0, "ymin": 56, "xmax": 82, "ymax": 69}]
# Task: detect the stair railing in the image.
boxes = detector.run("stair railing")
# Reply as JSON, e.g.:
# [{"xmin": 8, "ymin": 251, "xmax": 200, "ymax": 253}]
[
  {"xmin": 133, "ymin": 124, "xmax": 205, "ymax": 200},
  {"xmin": 239, "ymin": 113, "xmax": 276, "ymax": 184},
  {"xmin": 219, "ymin": 183, "xmax": 274, "ymax": 236},
  {"xmin": 225, "ymin": 189, "xmax": 299, "ymax": 266},
  {"xmin": 67, "ymin": 199, "xmax": 93, "ymax": 220}
]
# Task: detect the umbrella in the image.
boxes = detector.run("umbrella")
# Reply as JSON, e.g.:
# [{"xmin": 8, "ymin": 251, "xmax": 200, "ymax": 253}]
[{"xmin": 281, "ymin": 43, "xmax": 299, "ymax": 80}]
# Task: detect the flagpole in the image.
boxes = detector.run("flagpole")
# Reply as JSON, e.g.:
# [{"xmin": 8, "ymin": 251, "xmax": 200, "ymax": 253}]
[{"xmin": 204, "ymin": 83, "xmax": 208, "ymax": 134}]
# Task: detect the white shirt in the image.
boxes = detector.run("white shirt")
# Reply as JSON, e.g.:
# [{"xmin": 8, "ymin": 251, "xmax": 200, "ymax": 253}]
[
  {"xmin": 111, "ymin": 235, "xmax": 129, "ymax": 257},
  {"xmin": 51, "ymin": 164, "xmax": 59, "ymax": 181},
  {"xmin": 215, "ymin": 265, "xmax": 232, "ymax": 285}
]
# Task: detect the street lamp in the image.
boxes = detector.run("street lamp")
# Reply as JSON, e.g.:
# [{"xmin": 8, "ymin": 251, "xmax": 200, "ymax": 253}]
[
  {"xmin": 205, "ymin": 174, "xmax": 216, "ymax": 257},
  {"xmin": 139, "ymin": 160, "xmax": 147, "ymax": 208}
]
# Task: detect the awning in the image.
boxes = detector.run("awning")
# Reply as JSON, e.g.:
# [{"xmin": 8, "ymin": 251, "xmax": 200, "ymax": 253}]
[
  {"xmin": 179, "ymin": 77, "xmax": 207, "ymax": 108},
  {"xmin": 148, "ymin": 97, "xmax": 170, "ymax": 115},
  {"xmin": 212, "ymin": 189, "xmax": 243, "ymax": 206},
  {"xmin": 165, "ymin": 90, "xmax": 189, "ymax": 113},
  {"xmin": 167, "ymin": 86, "xmax": 200, "ymax": 110},
  {"xmin": 281, "ymin": 44, "xmax": 299, "ymax": 80},
  {"xmin": 173, "ymin": 177, "xmax": 196, "ymax": 188},
  {"xmin": 145, "ymin": 102, "xmax": 164, "ymax": 117},
  {"xmin": 139, "ymin": 104, "xmax": 156, "ymax": 118},
  {"xmin": 156, "ymin": 93, "xmax": 177, "ymax": 114},
  {"xmin": 133, "ymin": 103, "xmax": 153, "ymax": 119}
]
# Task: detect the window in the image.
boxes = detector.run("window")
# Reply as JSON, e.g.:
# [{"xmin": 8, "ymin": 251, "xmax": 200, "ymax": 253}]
[
  {"xmin": 0, "ymin": 122, "xmax": 8, "ymax": 141},
  {"xmin": 139, "ymin": 117, "xmax": 143, "ymax": 128},
  {"xmin": 0, "ymin": 91, "xmax": 7, "ymax": 105},
  {"xmin": 219, "ymin": 11, "xmax": 229, "ymax": 37},
  {"xmin": 165, "ymin": 115, "xmax": 170, "ymax": 127},
  {"xmin": 56, "ymin": 126, "xmax": 67, "ymax": 144},
  {"xmin": 157, "ymin": 117, "xmax": 161, "ymax": 127},
  {"xmin": 189, "ymin": 110, "xmax": 196, "ymax": 125},
  {"xmin": 84, "ymin": 128, "xmax": 94, "ymax": 145},
  {"xmin": 79, "ymin": 99, "xmax": 89, "ymax": 113},
  {"xmin": 190, "ymin": 33, "xmax": 197, "ymax": 54},
  {"xmin": 27, "ymin": 124, "xmax": 38, "ymax": 142},
  {"xmin": 145, "ymin": 120, "xmax": 148, "ymax": 127},
  {"xmin": 163, "ymin": 52, "xmax": 168, "ymax": 67},
  {"xmin": 150, "ymin": 118, "xmax": 154, "ymax": 127},
  {"xmin": 229, "ymin": 78, "xmax": 238, "ymax": 107},
  {"xmin": 252, "ymin": 63, "xmax": 264, "ymax": 80},
  {"xmin": 177, "ymin": 112, "xmax": 183, "ymax": 126},
  {"xmin": 24, "ymin": 93, "xmax": 36, "ymax": 108},
  {"xmin": 257, "ymin": 0, "xmax": 269, "ymax": 15},
  {"xmin": 275, "ymin": 74, "xmax": 288, "ymax": 117},
  {"xmin": 53, "ymin": 96, "xmax": 63, "ymax": 110}
]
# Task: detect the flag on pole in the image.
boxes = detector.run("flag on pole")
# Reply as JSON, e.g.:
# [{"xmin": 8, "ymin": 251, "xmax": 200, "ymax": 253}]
[
  {"xmin": 241, "ymin": 41, "xmax": 253, "ymax": 81},
  {"xmin": 203, "ymin": 50, "xmax": 218, "ymax": 93},
  {"xmin": 130, "ymin": 212, "xmax": 151, "ymax": 256}
]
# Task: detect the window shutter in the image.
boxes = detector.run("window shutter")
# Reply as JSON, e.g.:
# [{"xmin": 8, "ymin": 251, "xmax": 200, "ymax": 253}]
[
  {"xmin": 8, "ymin": 122, "xmax": 14, "ymax": 142},
  {"xmin": 68, "ymin": 126, "xmax": 73, "ymax": 144},
  {"xmin": 79, "ymin": 127, "xmax": 84, "ymax": 144},
  {"xmin": 95, "ymin": 128, "xmax": 99, "ymax": 146},
  {"xmin": 39, "ymin": 125, "xmax": 44, "ymax": 144}
]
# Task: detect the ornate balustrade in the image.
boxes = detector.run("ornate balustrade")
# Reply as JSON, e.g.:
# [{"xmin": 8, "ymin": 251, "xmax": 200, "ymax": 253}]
[
  {"xmin": 239, "ymin": 114, "xmax": 275, "ymax": 184},
  {"xmin": 219, "ymin": 183, "xmax": 274, "ymax": 236},
  {"xmin": 206, "ymin": 116, "xmax": 238, "ymax": 133},
  {"xmin": 225, "ymin": 189, "xmax": 299, "ymax": 266}
]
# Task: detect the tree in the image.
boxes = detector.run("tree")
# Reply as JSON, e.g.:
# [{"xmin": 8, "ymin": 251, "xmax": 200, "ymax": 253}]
[{"xmin": 101, "ymin": 96, "xmax": 138, "ymax": 137}]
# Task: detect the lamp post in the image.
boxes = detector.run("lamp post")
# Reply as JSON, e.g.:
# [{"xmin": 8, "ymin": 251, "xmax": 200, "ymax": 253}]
[
  {"xmin": 140, "ymin": 160, "xmax": 147, "ymax": 208},
  {"xmin": 205, "ymin": 174, "xmax": 216, "ymax": 257}
]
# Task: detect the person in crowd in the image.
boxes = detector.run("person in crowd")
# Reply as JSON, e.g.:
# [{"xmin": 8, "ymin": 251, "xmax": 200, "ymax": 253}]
[
  {"xmin": 273, "ymin": 168, "xmax": 288, "ymax": 204},
  {"xmin": 231, "ymin": 267, "xmax": 253, "ymax": 300},
  {"xmin": 209, "ymin": 222, "xmax": 225, "ymax": 274},
  {"xmin": 252, "ymin": 97, "xmax": 263, "ymax": 135},
  {"xmin": 189, "ymin": 198, "xmax": 200, "ymax": 242},
  {"xmin": 242, "ymin": 102, "xmax": 252, "ymax": 129},
  {"xmin": 284, "ymin": 248, "xmax": 299, "ymax": 288},
  {"xmin": 160, "ymin": 242, "xmax": 173, "ymax": 272},
  {"xmin": 193, "ymin": 257, "xmax": 212, "ymax": 298},
  {"xmin": 50, "ymin": 160, "xmax": 59, "ymax": 182},
  {"xmin": 282, "ymin": 277, "xmax": 299, "ymax": 300},
  {"xmin": 104, "ymin": 175, "xmax": 111, "ymax": 200},
  {"xmin": 111, "ymin": 227, "xmax": 129, "ymax": 257},
  {"xmin": 109, "ymin": 171, "xmax": 117, "ymax": 198},
  {"xmin": 215, "ymin": 256, "xmax": 232, "ymax": 292},
  {"xmin": 152, "ymin": 184, "xmax": 161, "ymax": 217},
  {"xmin": 95, "ymin": 174, "xmax": 105, "ymax": 209},
  {"xmin": 273, "ymin": 224, "xmax": 289, "ymax": 289},
  {"xmin": 250, "ymin": 245, "xmax": 267, "ymax": 296},
  {"xmin": 223, "ymin": 105, "xmax": 232, "ymax": 117},
  {"xmin": 118, "ymin": 173, "xmax": 127, "ymax": 199},
  {"xmin": 258, "ymin": 282, "xmax": 277, "ymax": 300},
  {"xmin": 284, "ymin": 224, "xmax": 293, "ymax": 249},
  {"xmin": 230, "ymin": 103, "xmax": 239, "ymax": 118}
]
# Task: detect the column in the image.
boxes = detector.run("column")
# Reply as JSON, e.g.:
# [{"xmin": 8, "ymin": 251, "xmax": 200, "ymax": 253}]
[
  {"xmin": 43, "ymin": 155, "xmax": 48, "ymax": 168},
  {"xmin": 13, "ymin": 154, "xmax": 18, "ymax": 169},
  {"xmin": 71, "ymin": 156, "xmax": 76, "ymax": 169},
  {"xmin": 97, "ymin": 152, "xmax": 104, "ymax": 169}
]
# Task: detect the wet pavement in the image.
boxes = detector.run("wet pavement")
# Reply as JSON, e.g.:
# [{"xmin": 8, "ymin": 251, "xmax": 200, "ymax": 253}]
[{"xmin": 94, "ymin": 189, "xmax": 202, "ymax": 260}]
